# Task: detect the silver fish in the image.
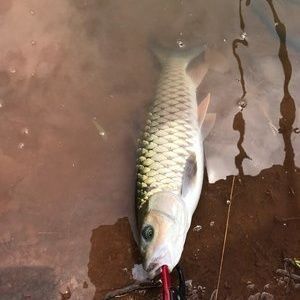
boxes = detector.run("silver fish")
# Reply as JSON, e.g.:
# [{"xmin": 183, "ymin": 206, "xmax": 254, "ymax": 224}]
[{"xmin": 136, "ymin": 45, "xmax": 215, "ymax": 278}]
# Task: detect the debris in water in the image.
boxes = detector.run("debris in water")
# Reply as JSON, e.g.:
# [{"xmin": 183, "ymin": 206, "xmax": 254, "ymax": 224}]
[
  {"xmin": 31, "ymin": 40, "xmax": 37, "ymax": 46},
  {"xmin": 103, "ymin": 280, "xmax": 161, "ymax": 300},
  {"xmin": 274, "ymin": 258, "xmax": 300, "ymax": 292},
  {"xmin": 92, "ymin": 118, "xmax": 107, "ymax": 140},
  {"xmin": 132, "ymin": 264, "xmax": 148, "ymax": 281},
  {"xmin": 248, "ymin": 292, "xmax": 274, "ymax": 300},
  {"xmin": 177, "ymin": 39, "xmax": 185, "ymax": 48},
  {"xmin": 237, "ymin": 98, "xmax": 247, "ymax": 110},
  {"xmin": 193, "ymin": 225, "xmax": 202, "ymax": 232},
  {"xmin": 226, "ymin": 199, "xmax": 231, "ymax": 205},
  {"xmin": 241, "ymin": 32, "xmax": 247, "ymax": 40},
  {"xmin": 83, "ymin": 281, "xmax": 88, "ymax": 289},
  {"xmin": 29, "ymin": 9, "xmax": 35, "ymax": 15},
  {"xmin": 60, "ymin": 286, "xmax": 71, "ymax": 300},
  {"xmin": 209, "ymin": 221, "xmax": 215, "ymax": 227},
  {"xmin": 21, "ymin": 127, "xmax": 29, "ymax": 135},
  {"xmin": 246, "ymin": 282, "xmax": 256, "ymax": 291},
  {"xmin": 264, "ymin": 283, "xmax": 271, "ymax": 291},
  {"xmin": 9, "ymin": 66, "xmax": 16, "ymax": 74},
  {"xmin": 0, "ymin": 99, "xmax": 3, "ymax": 108},
  {"xmin": 18, "ymin": 142, "xmax": 25, "ymax": 149}
]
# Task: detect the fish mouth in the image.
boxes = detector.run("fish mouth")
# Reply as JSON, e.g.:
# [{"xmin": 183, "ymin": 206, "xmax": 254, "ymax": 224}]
[
  {"xmin": 145, "ymin": 255, "xmax": 169, "ymax": 278},
  {"xmin": 146, "ymin": 262, "xmax": 161, "ymax": 279}
]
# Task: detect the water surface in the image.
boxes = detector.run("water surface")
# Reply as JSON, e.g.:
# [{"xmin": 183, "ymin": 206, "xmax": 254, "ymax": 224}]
[{"xmin": 0, "ymin": 0, "xmax": 299, "ymax": 299}]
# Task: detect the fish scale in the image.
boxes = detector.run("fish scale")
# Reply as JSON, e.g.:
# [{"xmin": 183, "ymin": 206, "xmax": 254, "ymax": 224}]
[{"xmin": 136, "ymin": 58, "xmax": 199, "ymax": 218}]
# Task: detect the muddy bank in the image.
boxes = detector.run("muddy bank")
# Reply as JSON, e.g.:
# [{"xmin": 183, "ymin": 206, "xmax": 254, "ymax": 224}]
[{"xmin": 90, "ymin": 165, "xmax": 300, "ymax": 300}]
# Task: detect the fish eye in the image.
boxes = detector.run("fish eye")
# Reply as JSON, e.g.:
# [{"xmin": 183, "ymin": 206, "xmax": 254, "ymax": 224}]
[{"xmin": 142, "ymin": 225, "xmax": 154, "ymax": 241}]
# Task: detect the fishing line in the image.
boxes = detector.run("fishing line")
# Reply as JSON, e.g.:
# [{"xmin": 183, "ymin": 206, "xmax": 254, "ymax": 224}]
[{"xmin": 214, "ymin": 175, "xmax": 236, "ymax": 300}]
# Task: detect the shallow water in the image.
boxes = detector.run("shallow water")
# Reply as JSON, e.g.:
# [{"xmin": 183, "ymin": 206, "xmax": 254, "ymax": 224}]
[{"xmin": 0, "ymin": 0, "xmax": 299, "ymax": 299}]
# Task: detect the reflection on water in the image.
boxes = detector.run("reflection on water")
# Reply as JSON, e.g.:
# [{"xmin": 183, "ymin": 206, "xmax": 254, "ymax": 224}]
[{"xmin": 0, "ymin": 0, "xmax": 299, "ymax": 299}]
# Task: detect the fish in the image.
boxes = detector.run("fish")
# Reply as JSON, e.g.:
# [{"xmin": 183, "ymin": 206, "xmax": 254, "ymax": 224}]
[{"xmin": 135, "ymin": 45, "xmax": 215, "ymax": 279}]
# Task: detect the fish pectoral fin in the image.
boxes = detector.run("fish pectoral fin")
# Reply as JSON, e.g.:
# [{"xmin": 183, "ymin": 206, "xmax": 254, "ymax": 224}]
[
  {"xmin": 197, "ymin": 93, "xmax": 211, "ymax": 128},
  {"xmin": 181, "ymin": 153, "xmax": 197, "ymax": 198},
  {"xmin": 201, "ymin": 113, "xmax": 216, "ymax": 140}
]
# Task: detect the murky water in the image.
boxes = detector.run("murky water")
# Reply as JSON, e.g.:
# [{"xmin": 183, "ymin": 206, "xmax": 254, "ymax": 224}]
[{"xmin": 0, "ymin": 0, "xmax": 299, "ymax": 299}]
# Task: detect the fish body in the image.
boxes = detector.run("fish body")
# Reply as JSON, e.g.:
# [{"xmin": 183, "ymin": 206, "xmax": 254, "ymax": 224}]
[{"xmin": 135, "ymin": 46, "xmax": 213, "ymax": 278}]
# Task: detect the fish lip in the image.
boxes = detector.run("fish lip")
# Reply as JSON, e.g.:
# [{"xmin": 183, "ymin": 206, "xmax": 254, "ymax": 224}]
[
  {"xmin": 145, "ymin": 255, "xmax": 168, "ymax": 277},
  {"xmin": 146, "ymin": 263, "xmax": 162, "ymax": 279}
]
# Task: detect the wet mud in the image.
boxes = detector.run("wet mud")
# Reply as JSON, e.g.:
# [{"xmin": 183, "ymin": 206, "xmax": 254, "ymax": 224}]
[{"xmin": 92, "ymin": 166, "xmax": 300, "ymax": 299}]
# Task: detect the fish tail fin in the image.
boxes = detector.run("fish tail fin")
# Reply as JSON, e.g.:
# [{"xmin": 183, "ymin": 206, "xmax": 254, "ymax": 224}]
[{"xmin": 151, "ymin": 43, "xmax": 207, "ymax": 68}]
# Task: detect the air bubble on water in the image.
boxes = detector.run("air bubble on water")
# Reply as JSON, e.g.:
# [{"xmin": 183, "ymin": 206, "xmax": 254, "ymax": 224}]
[
  {"xmin": 193, "ymin": 225, "xmax": 202, "ymax": 232},
  {"xmin": 237, "ymin": 98, "xmax": 247, "ymax": 110},
  {"xmin": 223, "ymin": 38, "xmax": 227, "ymax": 42},
  {"xmin": 275, "ymin": 22, "xmax": 278, "ymax": 27},
  {"xmin": 31, "ymin": 40, "xmax": 37, "ymax": 46},
  {"xmin": 29, "ymin": 9, "xmax": 35, "ymax": 15},
  {"xmin": 240, "ymin": 32, "xmax": 247, "ymax": 40},
  {"xmin": 21, "ymin": 127, "xmax": 29, "ymax": 135},
  {"xmin": 9, "ymin": 66, "xmax": 16, "ymax": 74},
  {"xmin": 179, "ymin": 32, "xmax": 183, "ymax": 36},
  {"xmin": 0, "ymin": 99, "xmax": 3, "ymax": 108},
  {"xmin": 209, "ymin": 221, "xmax": 215, "ymax": 227},
  {"xmin": 226, "ymin": 199, "xmax": 231, "ymax": 205},
  {"xmin": 18, "ymin": 142, "xmax": 25, "ymax": 149},
  {"xmin": 177, "ymin": 39, "xmax": 185, "ymax": 48}
]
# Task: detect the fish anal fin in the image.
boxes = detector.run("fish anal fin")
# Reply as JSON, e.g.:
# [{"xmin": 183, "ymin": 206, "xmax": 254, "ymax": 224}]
[
  {"xmin": 202, "ymin": 113, "xmax": 216, "ymax": 140},
  {"xmin": 197, "ymin": 93, "xmax": 211, "ymax": 128},
  {"xmin": 187, "ymin": 61, "xmax": 208, "ymax": 87}
]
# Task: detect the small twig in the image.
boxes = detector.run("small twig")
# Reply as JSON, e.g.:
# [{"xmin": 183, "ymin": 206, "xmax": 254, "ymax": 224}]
[
  {"xmin": 103, "ymin": 281, "xmax": 161, "ymax": 300},
  {"xmin": 274, "ymin": 216, "xmax": 300, "ymax": 223},
  {"xmin": 214, "ymin": 176, "xmax": 236, "ymax": 300}
]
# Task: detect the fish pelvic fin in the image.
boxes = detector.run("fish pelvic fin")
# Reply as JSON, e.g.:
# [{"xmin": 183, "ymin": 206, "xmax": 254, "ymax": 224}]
[{"xmin": 197, "ymin": 93, "xmax": 216, "ymax": 140}]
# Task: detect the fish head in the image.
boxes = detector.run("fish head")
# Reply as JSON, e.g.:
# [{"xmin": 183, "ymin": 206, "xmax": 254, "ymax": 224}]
[{"xmin": 139, "ymin": 192, "xmax": 187, "ymax": 279}]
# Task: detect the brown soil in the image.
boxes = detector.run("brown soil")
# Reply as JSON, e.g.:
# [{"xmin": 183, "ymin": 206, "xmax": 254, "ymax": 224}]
[{"xmin": 89, "ymin": 165, "xmax": 300, "ymax": 300}]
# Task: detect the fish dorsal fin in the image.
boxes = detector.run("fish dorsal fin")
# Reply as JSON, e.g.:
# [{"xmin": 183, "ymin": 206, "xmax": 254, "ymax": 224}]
[
  {"xmin": 198, "ymin": 93, "xmax": 211, "ymax": 128},
  {"xmin": 181, "ymin": 153, "xmax": 197, "ymax": 198}
]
